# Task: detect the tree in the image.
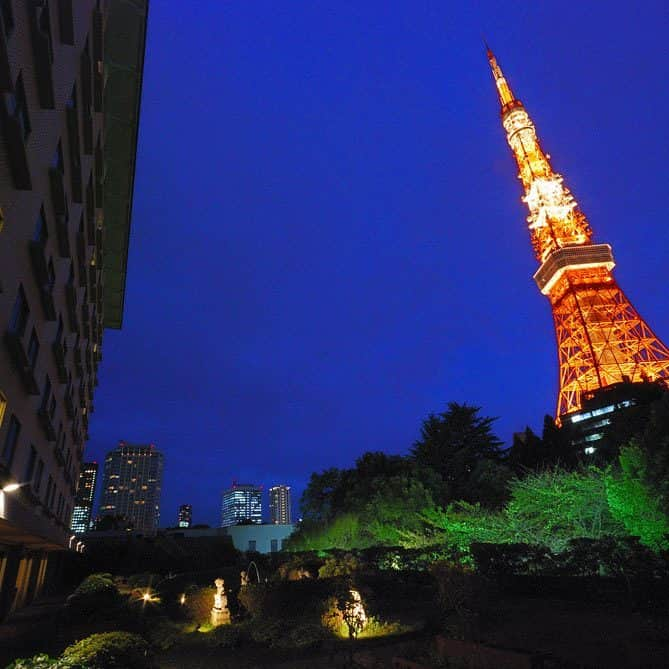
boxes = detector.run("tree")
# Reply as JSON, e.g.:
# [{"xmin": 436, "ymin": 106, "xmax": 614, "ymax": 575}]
[
  {"xmin": 604, "ymin": 444, "xmax": 669, "ymax": 551},
  {"xmin": 411, "ymin": 403, "xmax": 505, "ymax": 506},
  {"xmin": 504, "ymin": 467, "xmax": 625, "ymax": 552},
  {"xmin": 300, "ymin": 467, "xmax": 347, "ymax": 524}
]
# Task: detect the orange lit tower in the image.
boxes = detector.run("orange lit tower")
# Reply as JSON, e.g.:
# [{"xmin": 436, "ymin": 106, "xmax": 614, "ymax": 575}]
[{"xmin": 487, "ymin": 47, "xmax": 669, "ymax": 419}]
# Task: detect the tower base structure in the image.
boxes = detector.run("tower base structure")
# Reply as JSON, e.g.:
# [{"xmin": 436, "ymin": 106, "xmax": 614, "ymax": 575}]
[
  {"xmin": 560, "ymin": 380, "xmax": 668, "ymax": 456},
  {"xmin": 534, "ymin": 251, "xmax": 669, "ymax": 419}
]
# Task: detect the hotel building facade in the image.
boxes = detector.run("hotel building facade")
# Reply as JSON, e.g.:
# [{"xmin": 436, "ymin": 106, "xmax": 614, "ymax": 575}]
[{"xmin": 0, "ymin": 0, "xmax": 147, "ymax": 618}]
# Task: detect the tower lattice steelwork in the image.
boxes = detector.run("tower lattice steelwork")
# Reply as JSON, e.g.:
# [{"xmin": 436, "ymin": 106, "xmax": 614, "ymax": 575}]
[{"xmin": 487, "ymin": 47, "xmax": 669, "ymax": 418}]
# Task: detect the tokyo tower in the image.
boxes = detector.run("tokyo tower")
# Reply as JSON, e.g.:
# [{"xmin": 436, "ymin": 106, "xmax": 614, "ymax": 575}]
[{"xmin": 486, "ymin": 47, "xmax": 669, "ymax": 419}]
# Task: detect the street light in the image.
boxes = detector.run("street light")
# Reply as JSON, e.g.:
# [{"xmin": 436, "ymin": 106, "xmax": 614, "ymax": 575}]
[{"xmin": 1, "ymin": 482, "xmax": 24, "ymax": 493}]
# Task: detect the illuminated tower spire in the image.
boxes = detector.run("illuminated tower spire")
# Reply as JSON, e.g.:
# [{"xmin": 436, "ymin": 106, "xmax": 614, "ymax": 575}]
[{"xmin": 487, "ymin": 47, "xmax": 669, "ymax": 418}]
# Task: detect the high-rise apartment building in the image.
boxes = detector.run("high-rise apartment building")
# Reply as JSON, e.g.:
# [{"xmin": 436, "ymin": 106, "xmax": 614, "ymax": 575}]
[
  {"xmin": 220, "ymin": 483, "xmax": 262, "ymax": 527},
  {"xmin": 70, "ymin": 461, "xmax": 97, "ymax": 533},
  {"xmin": 99, "ymin": 442, "xmax": 163, "ymax": 533},
  {"xmin": 177, "ymin": 503, "xmax": 191, "ymax": 528},
  {"xmin": 0, "ymin": 1, "xmax": 147, "ymax": 618},
  {"xmin": 269, "ymin": 484, "xmax": 291, "ymax": 524}
]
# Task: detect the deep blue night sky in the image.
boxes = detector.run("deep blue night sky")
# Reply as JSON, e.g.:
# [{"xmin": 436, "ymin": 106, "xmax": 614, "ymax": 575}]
[{"xmin": 86, "ymin": 1, "xmax": 669, "ymax": 527}]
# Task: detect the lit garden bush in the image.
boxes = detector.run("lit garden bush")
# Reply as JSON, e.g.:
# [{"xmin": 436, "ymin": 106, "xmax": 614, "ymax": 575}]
[
  {"xmin": 61, "ymin": 632, "xmax": 153, "ymax": 669},
  {"xmin": 6, "ymin": 655, "xmax": 74, "ymax": 669},
  {"xmin": 181, "ymin": 584, "xmax": 217, "ymax": 626},
  {"xmin": 64, "ymin": 573, "xmax": 123, "ymax": 620}
]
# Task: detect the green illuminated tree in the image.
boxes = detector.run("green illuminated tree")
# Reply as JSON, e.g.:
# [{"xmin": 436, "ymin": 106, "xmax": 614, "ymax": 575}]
[
  {"xmin": 504, "ymin": 467, "xmax": 625, "ymax": 553},
  {"xmin": 604, "ymin": 444, "xmax": 669, "ymax": 551}
]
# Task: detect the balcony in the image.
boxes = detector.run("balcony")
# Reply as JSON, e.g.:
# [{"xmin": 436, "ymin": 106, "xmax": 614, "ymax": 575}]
[
  {"xmin": 0, "ymin": 10, "xmax": 11, "ymax": 91},
  {"xmin": 82, "ymin": 108, "xmax": 93, "ymax": 154},
  {"xmin": 4, "ymin": 331, "xmax": 40, "ymax": 395},
  {"xmin": 95, "ymin": 152, "xmax": 105, "ymax": 204},
  {"xmin": 64, "ymin": 390, "xmax": 75, "ymax": 418},
  {"xmin": 57, "ymin": 0, "xmax": 74, "ymax": 45},
  {"xmin": 65, "ymin": 281, "xmax": 79, "ymax": 334},
  {"xmin": 78, "ymin": 382, "xmax": 86, "ymax": 407},
  {"xmin": 54, "ymin": 445, "xmax": 65, "ymax": 466},
  {"xmin": 65, "ymin": 105, "xmax": 82, "ymax": 202},
  {"xmin": 76, "ymin": 233, "xmax": 87, "ymax": 285},
  {"xmin": 1, "ymin": 92, "xmax": 32, "ymax": 189},
  {"xmin": 89, "ymin": 265, "xmax": 98, "ymax": 292},
  {"xmin": 52, "ymin": 339, "xmax": 68, "ymax": 383},
  {"xmin": 81, "ymin": 302, "xmax": 90, "ymax": 328},
  {"xmin": 28, "ymin": 241, "xmax": 56, "ymax": 321},
  {"xmin": 28, "ymin": 240, "xmax": 49, "ymax": 287},
  {"xmin": 53, "ymin": 212, "xmax": 71, "ymax": 257},
  {"xmin": 37, "ymin": 406, "xmax": 57, "ymax": 441},
  {"xmin": 22, "ymin": 486, "xmax": 41, "ymax": 507},
  {"xmin": 29, "ymin": 0, "xmax": 55, "ymax": 109},
  {"xmin": 94, "ymin": 60, "xmax": 104, "ymax": 112},
  {"xmin": 49, "ymin": 166, "xmax": 67, "ymax": 216},
  {"xmin": 73, "ymin": 346, "xmax": 83, "ymax": 378}
]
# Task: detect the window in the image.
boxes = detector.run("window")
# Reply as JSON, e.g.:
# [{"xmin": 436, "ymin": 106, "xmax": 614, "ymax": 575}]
[
  {"xmin": 26, "ymin": 328, "xmax": 39, "ymax": 368},
  {"xmin": 0, "ymin": 390, "xmax": 6, "ymax": 428},
  {"xmin": 270, "ymin": 539, "xmax": 278, "ymax": 553},
  {"xmin": 25, "ymin": 445, "xmax": 37, "ymax": 481},
  {"xmin": 1, "ymin": 414, "xmax": 20, "ymax": 464},
  {"xmin": 9, "ymin": 285, "xmax": 29, "ymax": 336},
  {"xmin": 1, "ymin": 0, "xmax": 14, "ymax": 37},
  {"xmin": 247, "ymin": 540, "xmax": 256, "ymax": 552},
  {"xmin": 34, "ymin": 459, "xmax": 44, "ymax": 493},
  {"xmin": 33, "ymin": 207, "xmax": 49, "ymax": 246},
  {"xmin": 13, "ymin": 73, "xmax": 30, "ymax": 139}
]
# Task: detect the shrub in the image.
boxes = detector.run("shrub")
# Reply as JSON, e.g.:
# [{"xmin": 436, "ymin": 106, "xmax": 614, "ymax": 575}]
[
  {"xmin": 126, "ymin": 573, "xmax": 162, "ymax": 589},
  {"xmin": 182, "ymin": 584, "xmax": 216, "ymax": 626},
  {"xmin": 210, "ymin": 623, "xmax": 243, "ymax": 648},
  {"xmin": 61, "ymin": 632, "xmax": 152, "ymax": 669},
  {"xmin": 6, "ymin": 655, "xmax": 74, "ymax": 669},
  {"xmin": 318, "ymin": 553, "xmax": 361, "ymax": 578},
  {"xmin": 430, "ymin": 562, "xmax": 490, "ymax": 638},
  {"xmin": 471, "ymin": 542, "xmax": 556, "ymax": 577},
  {"xmin": 279, "ymin": 622, "xmax": 327, "ymax": 649},
  {"xmin": 64, "ymin": 573, "xmax": 122, "ymax": 620},
  {"xmin": 237, "ymin": 583, "xmax": 268, "ymax": 618}
]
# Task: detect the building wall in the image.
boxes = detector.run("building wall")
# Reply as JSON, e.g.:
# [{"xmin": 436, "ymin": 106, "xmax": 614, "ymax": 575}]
[
  {"xmin": 0, "ymin": 0, "xmax": 105, "ymax": 621},
  {"xmin": 163, "ymin": 524, "xmax": 295, "ymax": 554},
  {"xmin": 0, "ymin": 0, "xmax": 146, "ymax": 619},
  {"xmin": 224, "ymin": 523, "xmax": 294, "ymax": 554}
]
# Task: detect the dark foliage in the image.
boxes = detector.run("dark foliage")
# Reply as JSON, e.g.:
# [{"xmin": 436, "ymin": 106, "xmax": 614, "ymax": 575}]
[{"xmin": 411, "ymin": 403, "xmax": 509, "ymax": 507}]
